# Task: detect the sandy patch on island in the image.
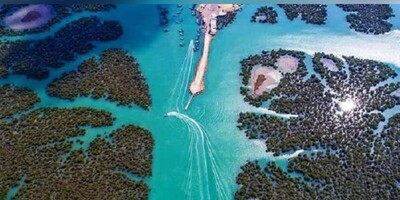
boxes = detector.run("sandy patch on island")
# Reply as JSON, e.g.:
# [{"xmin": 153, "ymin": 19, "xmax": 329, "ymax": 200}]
[
  {"xmin": 251, "ymin": 66, "xmax": 282, "ymax": 96},
  {"xmin": 4, "ymin": 4, "xmax": 54, "ymax": 30},
  {"xmin": 276, "ymin": 55, "xmax": 299, "ymax": 74},
  {"xmin": 321, "ymin": 58, "xmax": 339, "ymax": 72}
]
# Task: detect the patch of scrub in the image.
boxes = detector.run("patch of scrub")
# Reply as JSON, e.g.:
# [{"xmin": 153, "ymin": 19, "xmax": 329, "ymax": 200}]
[
  {"xmin": 276, "ymin": 55, "xmax": 299, "ymax": 73},
  {"xmin": 251, "ymin": 66, "xmax": 282, "ymax": 96},
  {"xmin": 4, "ymin": 4, "xmax": 55, "ymax": 30},
  {"xmin": 321, "ymin": 57, "xmax": 339, "ymax": 72}
]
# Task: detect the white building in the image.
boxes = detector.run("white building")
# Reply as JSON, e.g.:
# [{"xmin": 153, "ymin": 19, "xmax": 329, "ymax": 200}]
[{"xmin": 209, "ymin": 13, "xmax": 217, "ymax": 35}]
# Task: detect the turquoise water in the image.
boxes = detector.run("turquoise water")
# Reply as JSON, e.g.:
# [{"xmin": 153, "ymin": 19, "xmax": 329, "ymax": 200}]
[{"xmin": 1, "ymin": 4, "xmax": 400, "ymax": 200}]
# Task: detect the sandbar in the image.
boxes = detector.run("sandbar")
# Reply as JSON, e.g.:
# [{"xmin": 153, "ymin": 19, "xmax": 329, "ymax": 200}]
[{"xmin": 321, "ymin": 57, "xmax": 339, "ymax": 72}]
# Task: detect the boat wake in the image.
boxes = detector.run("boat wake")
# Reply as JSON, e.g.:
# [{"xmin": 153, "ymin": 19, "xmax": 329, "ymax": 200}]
[
  {"xmin": 267, "ymin": 149, "xmax": 305, "ymax": 160},
  {"xmin": 169, "ymin": 40, "xmax": 195, "ymax": 112},
  {"xmin": 165, "ymin": 41, "xmax": 227, "ymax": 199},
  {"xmin": 247, "ymin": 106, "xmax": 298, "ymax": 119},
  {"xmin": 165, "ymin": 111, "xmax": 227, "ymax": 200}
]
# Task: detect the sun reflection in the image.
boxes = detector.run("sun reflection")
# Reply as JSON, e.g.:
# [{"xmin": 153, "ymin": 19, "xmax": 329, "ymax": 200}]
[{"xmin": 339, "ymin": 99, "xmax": 356, "ymax": 112}]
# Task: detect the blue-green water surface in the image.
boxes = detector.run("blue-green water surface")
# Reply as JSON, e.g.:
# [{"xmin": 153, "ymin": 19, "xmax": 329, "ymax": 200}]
[{"xmin": 1, "ymin": 4, "xmax": 400, "ymax": 200}]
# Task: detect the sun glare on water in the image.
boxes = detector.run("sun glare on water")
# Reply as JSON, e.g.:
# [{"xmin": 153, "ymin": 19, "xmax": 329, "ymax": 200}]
[{"xmin": 339, "ymin": 99, "xmax": 356, "ymax": 112}]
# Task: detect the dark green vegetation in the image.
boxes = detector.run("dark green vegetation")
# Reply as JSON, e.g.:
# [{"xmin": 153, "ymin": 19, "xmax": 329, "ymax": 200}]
[
  {"xmin": 236, "ymin": 50, "xmax": 400, "ymax": 199},
  {"xmin": 0, "ymin": 65, "xmax": 7, "ymax": 78},
  {"xmin": 236, "ymin": 162, "xmax": 316, "ymax": 200},
  {"xmin": 337, "ymin": 4, "xmax": 394, "ymax": 34},
  {"xmin": 0, "ymin": 17, "xmax": 122, "ymax": 79},
  {"xmin": 0, "ymin": 87, "xmax": 154, "ymax": 199},
  {"xmin": 251, "ymin": 6, "xmax": 278, "ymax": 24},
  {"xmin": 239, "ymin": 49, "xmax": 307, "ymax": 107},
  {"xmin": 278, "ymin": 5, "xmax": 327, "ymax": 25},
  {"xmin": 0, "ymin": 4, "xmax": 115, "ymax": 36},
  {"xmin": 0, "ymin": 84, "xmax": 40, "ymax": 119},
  {"xmin": 217, "ymin": 11, "xmax": 237, "ymax": 30},
  {"xmin": 0, "ymin": 109, "xmax": 153, "ymax": 199},
  {"xmin": 312, "ymin": 52, "xmax": 345, "ymax": 91},
  {"xmin": 0, "ymin": 4, "xmax": 155, "ymax": 199},
  {"xmin": 47, "ymin": 48, "xmax": 152, "ymax": 109}
]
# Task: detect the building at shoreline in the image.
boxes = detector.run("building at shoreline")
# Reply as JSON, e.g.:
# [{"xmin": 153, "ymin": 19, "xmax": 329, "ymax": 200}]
[{"xmin": 209, "ymin": 13, "xmax": 217, "ymax": 35}]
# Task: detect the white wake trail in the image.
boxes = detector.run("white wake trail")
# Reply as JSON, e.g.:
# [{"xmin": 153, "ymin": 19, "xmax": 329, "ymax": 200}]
[
  {"xmin": 249, "ymin": 106, "xmax": 298, "ymax": 119},
  {"xmin": 268, "ymin": 149, "xmax": 305, "ymax": 160},
  {"xmin": 184, "ymin": 125, "xmax": 195, "ymax": 199},
  {"xmin": 176, "ymin": 50, "xmax": 190, "ymax": 111},
  {"xmin": 200, "ymin": 123, "xmax": 228, "ymax": 200},
  {"xmin": 180, "ymin": 40, "xmax": 195, "ymax": 109},
  {"xmin": 165, "ymin": 111, "xmax": 227, "ymax": 200},
  {"xmin": 169, "ymin": 40, "xmax": 195, "ymax": 112},
  {"xmin": 170, "ymin": 52, "xmax": 188, "ymax": 110}
]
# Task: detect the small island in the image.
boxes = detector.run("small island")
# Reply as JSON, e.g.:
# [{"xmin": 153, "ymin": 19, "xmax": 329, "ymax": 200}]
[
  {"xmin": 251, "ymin": 6, "xmax": 278, "ymax": 24},
  {"xmin": 239, "ymin": 49, "xmax": 307, "ymax": 107},
  {"xmin": 278, "ymin": 4, "xmax": 327, "ymax": 25},
  {"xmin": 337, "ymin": 4, "xmax": 394, "ymax": 34},
  {"xmin": 47, "ymin": 48, "xmax": 151, "ymax": 109}
]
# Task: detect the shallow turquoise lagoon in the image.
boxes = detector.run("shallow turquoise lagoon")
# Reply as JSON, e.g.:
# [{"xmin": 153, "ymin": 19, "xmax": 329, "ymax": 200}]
[{"xmin": 2, "ymin": 4, "xmax": 400, "ymax": 200}]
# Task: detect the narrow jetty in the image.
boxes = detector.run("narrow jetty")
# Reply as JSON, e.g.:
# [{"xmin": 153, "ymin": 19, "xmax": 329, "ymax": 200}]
[
  {"xmin": 184, "ymin": 94, "xmax": 194, "ymax": 110},
  {"xmin": 189, "ymin": 32, "xmax": 212, "ymax": 96},
  {"xmin": 185, "ymin": 4, "xmax": 241, "ymax": 110},
  {"xmin": 189, "ymin": 4, "xmax": 219, "ymax": 96}
]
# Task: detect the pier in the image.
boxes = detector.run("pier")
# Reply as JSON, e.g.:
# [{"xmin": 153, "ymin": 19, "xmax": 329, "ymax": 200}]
[
  {"xmin": 184, "ymin": 94, "xmax": 194, "ymax": 110},
  {"xmin": 189, "ymin": 32, "xmax": 212, "ymax": 95},
  {"xmin": 185, "ymin": 5, "xmax": 218, "ymax": 110},
  {"xmin": 185, "ymin": 4, "xmax": 241, "ymax": 110}
]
